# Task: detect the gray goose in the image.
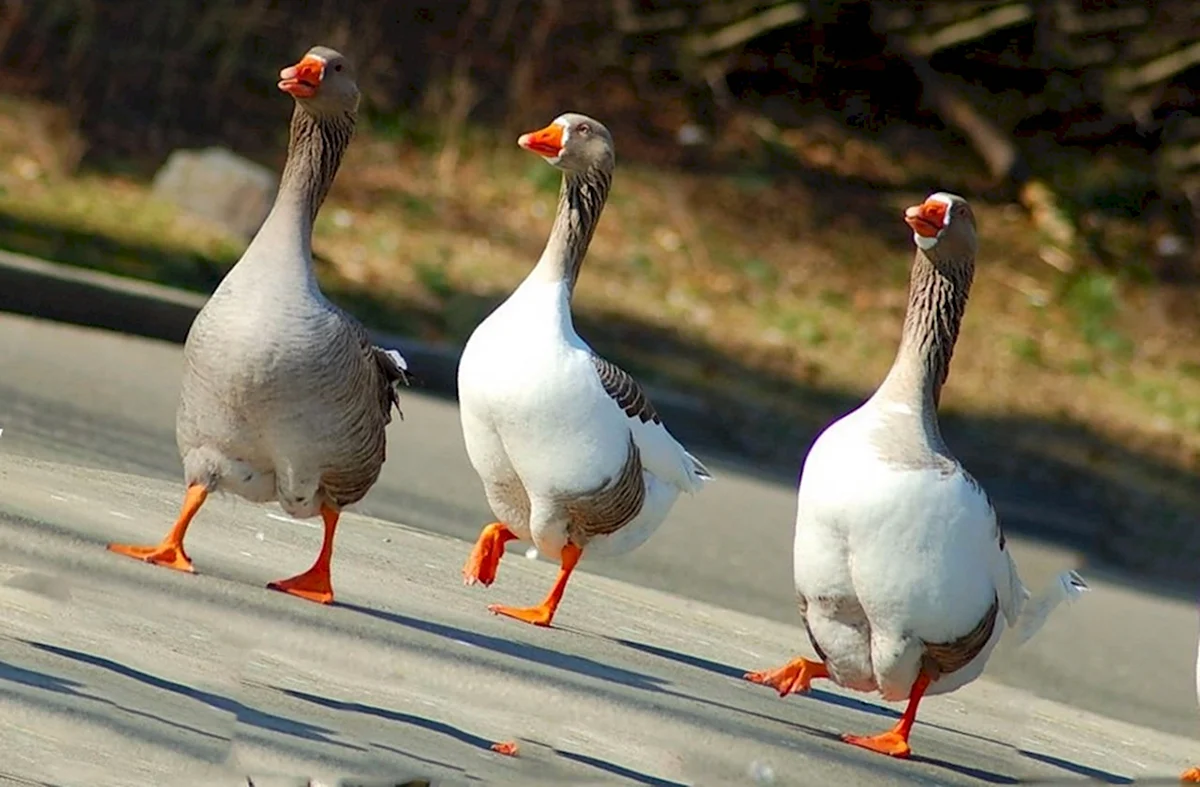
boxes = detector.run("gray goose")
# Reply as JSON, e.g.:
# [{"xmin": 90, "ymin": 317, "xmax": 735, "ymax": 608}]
[
  {"xmin": 743, "ymin": 192, "xmax": 1086, "ymax": 758},
  {"xmin": 107, "ymin": 46, "xmax": 408, "ymax": 605}
]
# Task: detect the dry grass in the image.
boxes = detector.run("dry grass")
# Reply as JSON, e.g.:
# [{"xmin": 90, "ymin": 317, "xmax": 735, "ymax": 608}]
[{"xmin": 2, "ymin": 93, "xmax": 1198, "ymax": 477}]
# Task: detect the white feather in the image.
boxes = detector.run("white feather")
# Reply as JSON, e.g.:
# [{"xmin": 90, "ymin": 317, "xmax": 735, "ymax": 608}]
[
  {"xmin": 382, "ymin": 347, "xmax": 408, "ymax": 371},
  {"xmin": 1014, "ymin": 569, "xmax": 1090, "ymax": 644}
]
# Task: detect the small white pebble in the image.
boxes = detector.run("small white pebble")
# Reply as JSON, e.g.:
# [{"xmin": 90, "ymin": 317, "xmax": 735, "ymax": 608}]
[
  {"xmin": 677, "ymin": 124, "xmax": 708, "ymax": 146},
  {"xmin": 382, "ymin": 537, "xmax": 392, "ymax": 544},
  {"xmin": 762, "ymin": 328, "xmax": 786, "ymax": 346},
  {"xmin": 255, "ymin": 532, "xmax": 265, "ymax": 542},
  {"xmin": 1157, "ymin": 234, "xmax": 1187, "ymax": 257},
  {"xmin": 13, "ymin": 155, "xmax": 41, "ymax": 181},
  {"xmin": 524, "ymin": 546, "xmax": 539, "ymax": 560},
  {"xmin": 654, "ymin": 227, "xmax": 683, "ymax": 252},
  {"xmin": 748, "ymin": 761, "xmax": 776, "ymax": 784}
]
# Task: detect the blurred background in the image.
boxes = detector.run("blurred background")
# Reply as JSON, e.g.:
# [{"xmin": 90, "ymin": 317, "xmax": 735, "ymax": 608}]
[{"xmin": 0, "ymin": 1, "xmax": 1198, "ymax": 586}]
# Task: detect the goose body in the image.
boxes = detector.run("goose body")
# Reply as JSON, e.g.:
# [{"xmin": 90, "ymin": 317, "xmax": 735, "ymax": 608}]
[
  {"xmin": 459, "ymin": 278, "xmax": 702, "ymax": 559},
  {"xmin": 107, "ymin": 46, "xmax": 407, "ymax": 604},
  {"xmin": 1183, "ymin": 635, "xmax": 1200, "ymax": 781},
  {"xmin": 178, "ymin": 231, "xmax": 403, "ymax": 520},
  {"xmin": 792, "ymin": 387, "xmax": 1020, "ymax": 702},
  {"xmin": 458, "ymin": 113, "xmax": 710, "ymax": 627},
  {"xmin": 745, "ymin": 192, "xmax": 1086, "ymax": 757}
]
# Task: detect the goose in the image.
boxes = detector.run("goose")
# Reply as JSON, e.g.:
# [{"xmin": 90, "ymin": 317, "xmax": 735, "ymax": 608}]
[
  {"xmin": 743, "ymin": 192, "xmax": 1088, "ymax": 758},
  {"xmin": 1182, "ymin": 632, "xmax": 1200, "ymax": 782},
  {"xmin": 106, "ymin": 46, "xmax": 408, "ymax": 605},
  {"xmin": 456, "ymin": 113, "xmax": 712, "ymax": 628}
]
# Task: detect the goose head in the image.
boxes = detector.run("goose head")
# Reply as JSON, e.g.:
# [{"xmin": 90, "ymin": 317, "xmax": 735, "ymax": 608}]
[
  {"xmin": 904, "ymin": 192, "xmax": 977, "ymax": 265},
  {"xmin": 518, "ymin": 113, "xmax": 615, "ymax": 174},
  {"xmin": 278, "ymin": 46, "xmax": 360, "ymax": 115}
]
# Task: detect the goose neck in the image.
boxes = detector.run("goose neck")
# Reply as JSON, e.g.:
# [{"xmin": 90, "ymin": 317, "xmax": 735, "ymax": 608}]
[
  {"xmin": 876, "ymin": 249, "xmax": 974, "ymax": 413},
  {"xmin": 274, "ymin": 105, "xmax": 356, "ymax": 230},
  {"xmin": 238, "ymin": 104, "xmax": 355, "ymax": 287},
  {"xmin": 528, "ymin": 166, "xmax": 612, "ymax": 297}
]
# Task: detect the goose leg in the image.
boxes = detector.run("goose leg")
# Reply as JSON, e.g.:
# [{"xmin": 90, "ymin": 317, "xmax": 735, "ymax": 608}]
[
  {"xmin": 744, "ymin": 656, "xmax": 829, "ymax": 696},
  {"xmin": 488, "ymin": 542, "xmax": 582, "ymax": 627},
  {"xmin": 1182, "ymin": 767, "xmax": 1200, "ymax": 782},
  {"xmin": 842, "ymin": 672, "xmax": 931, "ymax": 758},
  {"xmin": 107, "ymin": 484, "xmax": 207, "ymax": 573},
  {"xmin": 463, "ymin": 522, "xmax": 518, "ymax": 586},
  {"xmin": 267, "ymin": 504, "xmax": 338, "ymax": 604}
]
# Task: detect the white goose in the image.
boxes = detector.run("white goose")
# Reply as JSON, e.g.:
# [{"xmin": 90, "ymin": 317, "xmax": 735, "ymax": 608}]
[
  {"xmin": 106, "ymin": 47, "xmax": 408, "ymax": 605},
  {"xmin": 456, "ymin": 113, "xmax": 712, "ymax": 628},
  {"xmin": 744, "ymin": 192, "xmax": 1087, "ymax": 758},
  {"xmin": 1183, "ymin": 634, "xmax": 1200, "ymax": 782}
]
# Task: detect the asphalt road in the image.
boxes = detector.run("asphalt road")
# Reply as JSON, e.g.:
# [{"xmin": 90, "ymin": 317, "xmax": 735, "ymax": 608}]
[{"xmin": 0, "ymin": 310, "xmax": 1198, "ymax": 785}]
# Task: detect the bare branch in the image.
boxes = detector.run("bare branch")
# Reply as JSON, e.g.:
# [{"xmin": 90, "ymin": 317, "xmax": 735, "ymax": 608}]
[
  {"xmin": 1115, "ymin": 40, "xmax": 1200, "ymax": 92},
  {"xmin": 689, "ymin": 2, "xmax": 808, "ymax": 58},
  {"xmin": 612, "ymin": 0, "xmax": 689, "ymax": 34},
  {"xmin": 904, "ymin": 54, "xmax": 1020, "ymax": 181},
  {"xmin": 906, "ymin": 3, "xmax": 1033, "ymax": 57}
]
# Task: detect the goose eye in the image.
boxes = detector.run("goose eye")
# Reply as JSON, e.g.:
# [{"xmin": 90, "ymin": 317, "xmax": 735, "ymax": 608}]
[{"xmin": 334, "ymin": 63, "xmax": 343, "ymax": 72}]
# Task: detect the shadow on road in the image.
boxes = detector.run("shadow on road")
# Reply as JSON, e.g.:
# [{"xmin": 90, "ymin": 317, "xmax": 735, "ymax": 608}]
[
  {"xmin": 606, "ymin": 633, "xmax": 898, "ymax": 720},
  {"xmin": 906, "ymin": 751, "xmax": 1020, "ymax": 785},
  {"xmin": 337, "ymin": 601, "xmax": 668, "ymax": 692},
  {"xmin": 23, "ymin": 639, "xmax": 356, "ymax": 748},
  {"xmin": 1017, "ymin": 749, "xmax": 1134, "ymax": 784},
  {"xmin": 0, "ymin": 647, "xmax": 228, "ymax": 742},
  {"xmin": 280, "ymin": 686, "xmax": 498, "ymax": 752},
  {"xmin": 597, "ymin": 632, "xmax": 1144, "ymax": 786},
  {"xmin": 0, "ymin": 658, "xmax": 86, "ymax": 695},
  {"xmin": 554, "ymin": 748, "xmax": 689, "ymax": 787},
  {"xmin": 283, "ymin": 685, "xmax": 689, "ymax": 786},
  {"xmin": 371, "ymin": 741, "xmax": 484, "ymax": 782}
]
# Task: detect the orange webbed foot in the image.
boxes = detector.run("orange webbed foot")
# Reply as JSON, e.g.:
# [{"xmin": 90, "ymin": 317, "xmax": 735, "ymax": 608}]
[
  {"xmin": 488, "ymin": 603, "xmax": 555, "ymax": 628},
  {"xmin": 842, "ymin": 672, "xmax": 929, "ymax": 760},
  {"xmin": 463, "ymin": 522, "xmax": 518, "ymax": 586},
  {"xmin": 268, "ymin": 505, "xmax": 338, "ymax": 604},
  {"xmin": 842, "ymin": 730, "xmax": 912, "ymax": 759},
  {"xmin": 1182, "ymin": 766, "xmax": 1200, "ymax": 782},
  {"xmin": 107, "ymin": 541, "xmax": 195, "ymax": 573},
  {"xmin": 486, "ymin": 543, "xmax": 581, "ymax": 627},
  {"xmin": 491, "ymin": 741, "xmax": 519, "ymax": 756},
  {"xmin": 267, "ymin": 567, "xmax": 334, "ymax": 605},
  {"xmin": 107, "ymin": 484, "xmax": 207, "ymax": 573},
  {"xmin": 743, "ymin": 656, "xmax": 828, "ymax": 696}
]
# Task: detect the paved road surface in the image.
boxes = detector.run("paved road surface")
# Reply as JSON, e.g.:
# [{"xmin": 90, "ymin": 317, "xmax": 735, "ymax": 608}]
[
  {"xmin": 1, "ymin": 454, "xmax": 1194, "ymax": 786},
  {"xmin": 0, "ymin": 311, "xmax": 1198, "ymax": 784}
]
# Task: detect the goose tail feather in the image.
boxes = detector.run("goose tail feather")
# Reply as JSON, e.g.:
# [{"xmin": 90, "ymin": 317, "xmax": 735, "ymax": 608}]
[{"xmin": 1014, "ymin": 570, "xmax": 1089, "ymax": 645}]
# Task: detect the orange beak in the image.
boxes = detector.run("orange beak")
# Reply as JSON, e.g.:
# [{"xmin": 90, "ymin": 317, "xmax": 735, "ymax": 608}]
[
  {"xmin": 518, "ymin": 123, "xmax": 564, "ymax": 157},
  {"xmin": 904, "ymin": 199, "xmax": 948, "ymax": 238},
  {"xmin": 278, "ymin": 55, "xmax": 325, "ymax": 99}
]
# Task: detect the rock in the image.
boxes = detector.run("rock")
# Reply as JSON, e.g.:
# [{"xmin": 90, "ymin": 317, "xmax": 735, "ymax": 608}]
[{"xmin": 151, "ymin": 147, "xmax": 276, "ymax": 241}]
